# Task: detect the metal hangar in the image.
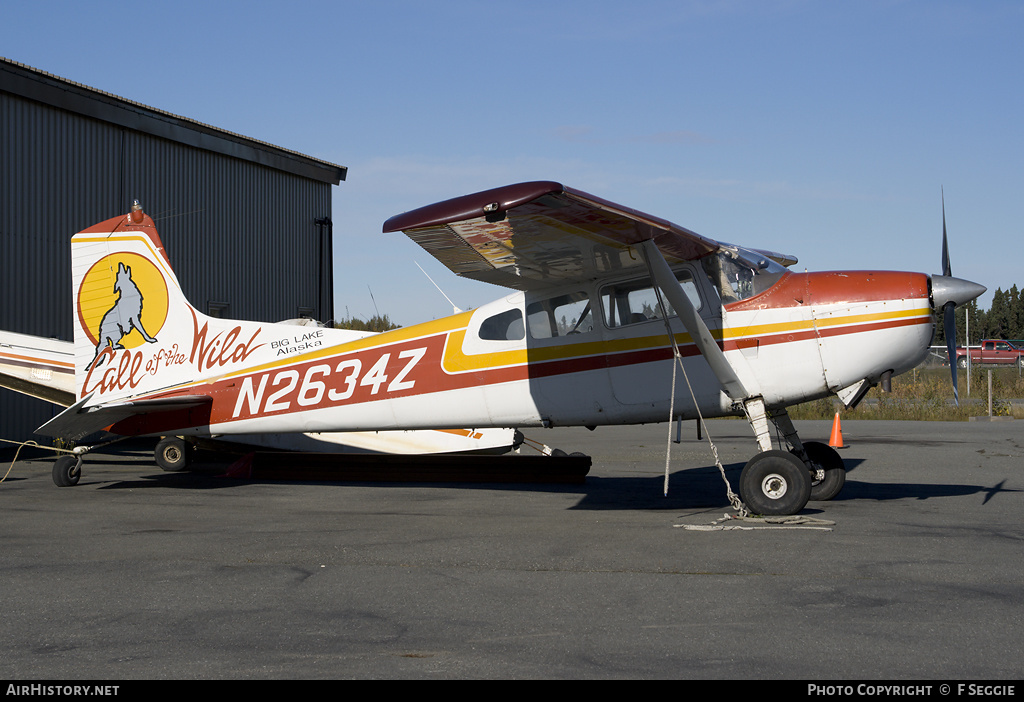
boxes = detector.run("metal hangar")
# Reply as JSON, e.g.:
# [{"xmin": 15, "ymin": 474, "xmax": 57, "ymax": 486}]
[{"xmin": 0, "ymin": 57, "xmax": 347, "ymax": 440}]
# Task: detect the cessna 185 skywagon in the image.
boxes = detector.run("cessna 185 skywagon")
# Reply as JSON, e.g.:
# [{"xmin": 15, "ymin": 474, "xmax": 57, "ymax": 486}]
[{"xmin": 8, "ymin": 182, "xmax": 985, "ymax": 515}]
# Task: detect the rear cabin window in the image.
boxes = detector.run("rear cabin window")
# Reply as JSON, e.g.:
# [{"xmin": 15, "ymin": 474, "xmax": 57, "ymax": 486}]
[
  {"xmin": 527, "ymin": 292, "xmax": 593, "ymax": 339},
  {"xmin": 601, "ymin": 270, "xmax": 701, "ymax": 328},
  {"xmin": 479, "ymin": 309, "xmax": 525, "ymax": 341}
]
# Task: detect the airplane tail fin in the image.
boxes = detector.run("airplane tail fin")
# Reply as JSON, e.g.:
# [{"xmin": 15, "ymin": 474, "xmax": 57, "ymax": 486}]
[{"xmin": 70, "ymin": 202, "xmax": 256, "ymax": 405}]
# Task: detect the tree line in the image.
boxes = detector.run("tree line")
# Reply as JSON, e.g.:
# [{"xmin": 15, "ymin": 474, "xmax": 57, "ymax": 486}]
[
  {"xmin": 333, "ymin": 314, "xmax": 401, "ymax": 333},
  {"xmin": 936, "ymin": 285, "xmax": 1024, "ymax": 345}
]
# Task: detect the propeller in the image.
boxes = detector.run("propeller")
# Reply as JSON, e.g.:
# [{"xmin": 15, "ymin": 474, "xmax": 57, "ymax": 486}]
[
  {"xmin": 930, "ymin": 190, "xmax": 986, "ymax": 406},
  {"xmin": 941, "ymin": 196, "xmax": 959, "ymax": 405}
]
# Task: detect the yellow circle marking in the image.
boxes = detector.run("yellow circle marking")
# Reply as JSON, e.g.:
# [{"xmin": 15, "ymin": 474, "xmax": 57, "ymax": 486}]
[{"xmin": 77, "ymin": 252, "xmax": 169, "ymax": 349}]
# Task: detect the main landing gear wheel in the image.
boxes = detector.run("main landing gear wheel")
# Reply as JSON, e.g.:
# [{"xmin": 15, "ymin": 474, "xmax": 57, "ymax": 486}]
[
  {"xmin": 799, "ymin": 440, "xmax": 846, "ymax": 502},
  {"xmin": 739, "ymin": 450, "xmax": 811, "ymax": 516},
  {"xmin": 155, "ymin": 437, "xmax": 191, "ymax": 472},
  {"xmin": 52, "ymin": 455, "xmax": 82, "ymax": 487}
]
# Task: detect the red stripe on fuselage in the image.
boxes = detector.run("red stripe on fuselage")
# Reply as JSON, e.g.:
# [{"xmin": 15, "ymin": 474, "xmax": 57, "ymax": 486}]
[{"xmin": 728, "ymin": 271, "xmax": 930, "ymax": 311}]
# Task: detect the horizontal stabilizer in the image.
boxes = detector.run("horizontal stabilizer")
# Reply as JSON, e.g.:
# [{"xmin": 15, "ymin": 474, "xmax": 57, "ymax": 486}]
[{"xmin": 36, "ymin": 394, "xmax": 212, "ymax": 441}]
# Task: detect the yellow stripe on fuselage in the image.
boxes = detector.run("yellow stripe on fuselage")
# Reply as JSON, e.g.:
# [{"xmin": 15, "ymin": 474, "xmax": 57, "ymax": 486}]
[
  {"xmin": 723, "ymin": 305, "xmax": 931, "ymax": 340},
  {"xmin": 440, "ymin": 304, "xmax": 932, "ymax": 375}
]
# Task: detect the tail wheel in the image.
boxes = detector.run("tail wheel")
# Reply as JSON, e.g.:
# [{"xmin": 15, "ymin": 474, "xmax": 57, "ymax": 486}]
[
  {"xmin": 155, "ymin": 437, "xmax": 191, "ymax": 472},
  {"xmin": 739, "ymin": 450, "xmax": 810, "ymax": 516},
  {"xmin": 798, "ymin": 441, "xmax": 846, "ymax": 501},
  {"xmin": 52, "ymin": 455, "xmax": 81, "ymax": 487}
]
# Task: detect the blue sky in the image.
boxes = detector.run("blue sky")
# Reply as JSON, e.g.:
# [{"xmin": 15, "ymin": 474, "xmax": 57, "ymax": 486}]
[{"xmin": 3, "ymin": 0, "xmax": 1021, "ymax": 327}]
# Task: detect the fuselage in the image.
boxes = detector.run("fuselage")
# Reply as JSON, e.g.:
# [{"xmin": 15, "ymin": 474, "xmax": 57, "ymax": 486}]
[{"xmin": 95, "ymin": 263, "xmax": 936, "ymax": 439}]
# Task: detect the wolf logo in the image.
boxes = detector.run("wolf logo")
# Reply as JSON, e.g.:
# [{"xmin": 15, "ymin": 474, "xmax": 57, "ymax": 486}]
[{"xmin": 87, "ymin": 261, "xmax": 159, "ymax": 370}]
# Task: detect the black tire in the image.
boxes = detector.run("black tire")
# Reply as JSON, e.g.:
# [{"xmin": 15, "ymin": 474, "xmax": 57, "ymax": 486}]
[
  {"xmin": 52, "ymin": 455, "xmax": 81, "ymax": 487},
  {"xmin": 155, "ymin": 437, "xmax": 191, "ymax": 472},
  {"xmin": 739, "ymin": 450, "xmax": 811, "ymax": 516},
  {"xmin": 957, "ymin": 356, "xmax": 968, "ymax": 369},
  {"xmin": 799, "ymin": 440, "xmax": 846, "ymax": 501}
]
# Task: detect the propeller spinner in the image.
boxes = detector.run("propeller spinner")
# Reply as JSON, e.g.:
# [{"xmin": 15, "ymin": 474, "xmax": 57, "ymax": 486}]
[{"xmin": 931, "ymin": 193, "xmax": 986, "ymax": 406}]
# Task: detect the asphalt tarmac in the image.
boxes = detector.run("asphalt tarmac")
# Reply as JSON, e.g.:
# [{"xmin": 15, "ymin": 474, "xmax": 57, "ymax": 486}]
[{"xmin": 1, "ymin": 419, "xmax": 1021, "ymax": 680}]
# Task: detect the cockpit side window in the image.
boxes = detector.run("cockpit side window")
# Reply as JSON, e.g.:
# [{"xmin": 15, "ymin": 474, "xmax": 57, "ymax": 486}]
[
  {"xmin": 700, "ymin": 250, "xmax": 787, "ymax": 303},
  {"xmin": 479, "ymin": 308, "xmax": 525, "ymax": 341},
  {"xmin": 601, "ymin": 270, "xmax": 701, "ymax": 328},
  {"xmin": 527, "ymin": 292, "xmax": 593, "ymax": 339}
]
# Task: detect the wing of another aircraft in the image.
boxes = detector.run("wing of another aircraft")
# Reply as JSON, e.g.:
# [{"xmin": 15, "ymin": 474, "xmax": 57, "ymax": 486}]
[
  {"xmin": 383, "ymin": 181, "xmax": 797, "ymax": 290},
  {"xmin": 0, "ymin": 331, "xmax": 76, "ymax": 406}
]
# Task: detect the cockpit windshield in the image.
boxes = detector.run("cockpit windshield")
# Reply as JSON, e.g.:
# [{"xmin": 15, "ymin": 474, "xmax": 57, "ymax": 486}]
[{"xmin": 700, "ymin": 248, "xmax": 788, "ymax": 303}]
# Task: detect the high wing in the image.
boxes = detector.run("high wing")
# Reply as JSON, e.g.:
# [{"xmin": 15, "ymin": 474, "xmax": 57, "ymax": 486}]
[{"xmin": 383, "ymin": 181, "xmax": 796, "ymax": 290}]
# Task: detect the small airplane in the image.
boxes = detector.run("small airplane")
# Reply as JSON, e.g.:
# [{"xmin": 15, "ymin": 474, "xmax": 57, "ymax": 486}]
[{"xmin": 2, "ymin": 183, "xmax": 985, "ymax": 515}]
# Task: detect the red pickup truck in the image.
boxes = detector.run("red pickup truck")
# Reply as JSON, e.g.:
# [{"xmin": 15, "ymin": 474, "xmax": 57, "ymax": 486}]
[{"xmin": 955, "ymin": 339, "xmax": 1024, "ymax": 368}]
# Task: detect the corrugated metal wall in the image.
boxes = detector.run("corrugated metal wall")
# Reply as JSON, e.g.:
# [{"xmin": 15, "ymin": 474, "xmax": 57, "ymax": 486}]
[
  {"xmin": 117, "ymin": 128, "xmax": 334, "ymax": 323},
  {"xmin": 1, "ymin": 70, "xmax": 339, "ymax": 441}
]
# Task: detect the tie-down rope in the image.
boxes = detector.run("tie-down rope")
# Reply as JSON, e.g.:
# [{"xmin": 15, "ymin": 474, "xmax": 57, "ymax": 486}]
[
  {"xmin": 0, "ymin": 436, "xmax": 127, "ymax": 484},
  {"xmin": 676, "ymin": 513, "xmax": 835, "ymax": 530},
  {"xmin": 647, "ymin": 273, "xmax": 747, "ymax": 517},
  {"xmin": 0, "ymin": 438, "xmax": 74, "ymax": 483}
]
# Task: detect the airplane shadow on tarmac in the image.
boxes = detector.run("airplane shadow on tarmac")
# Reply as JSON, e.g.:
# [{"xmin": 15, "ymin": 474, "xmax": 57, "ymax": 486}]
[{"xmin": 85, "ymin": 452, "xmax": 1020, "ymax": 512}]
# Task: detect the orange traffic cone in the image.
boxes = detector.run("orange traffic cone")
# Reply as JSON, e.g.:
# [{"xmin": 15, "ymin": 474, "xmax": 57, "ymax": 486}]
[{"xmin": 829, "ymin": 412, "xmax": 846, "ymax": 449}]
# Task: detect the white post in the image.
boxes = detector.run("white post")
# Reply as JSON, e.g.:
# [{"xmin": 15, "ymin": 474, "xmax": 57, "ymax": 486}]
[
  {"xmin": 966, "ymin": 310, "xmax": 971, "ymax": 398},
  {"xmin": 988, "ymin": 369, "xmax": 993, "ymax": 417}
]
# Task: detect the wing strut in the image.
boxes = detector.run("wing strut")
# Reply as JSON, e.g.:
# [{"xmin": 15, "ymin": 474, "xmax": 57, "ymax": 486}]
[{"xmin": 637, "ymin": 240, "xmax": 748, "ymax": 402}]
